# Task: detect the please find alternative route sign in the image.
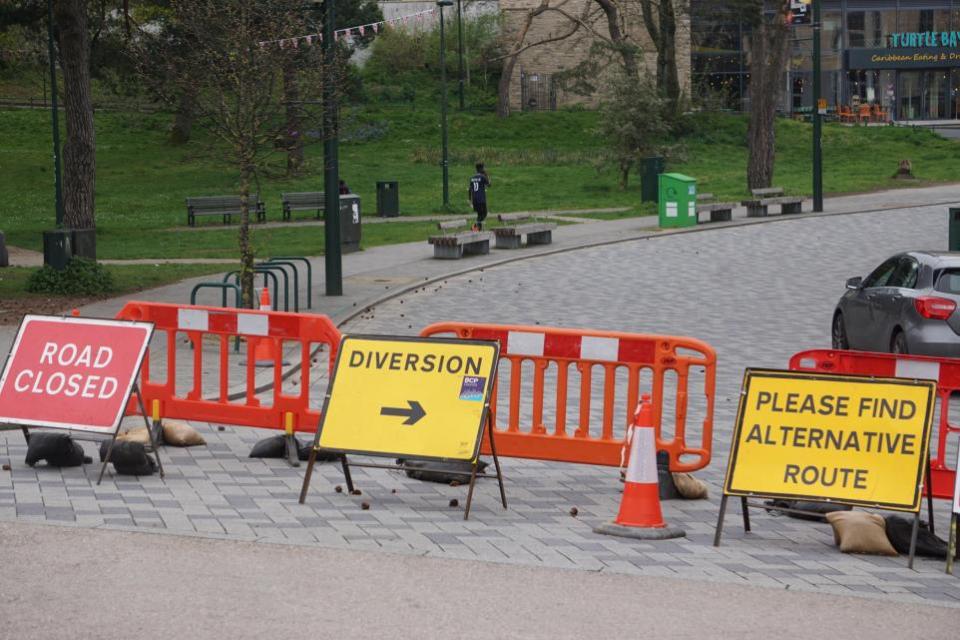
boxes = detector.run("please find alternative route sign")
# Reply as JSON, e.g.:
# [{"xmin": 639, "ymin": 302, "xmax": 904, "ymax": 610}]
[
  {"xmin": 723, "ymin": 369, "xmax": 935, "ymax": 512},
  {"xmin": 0, "ymin": 315, "xmax": 153, "ymax": 433},
  {"xmin": 315, "ymin": 335, "xmax": 499, "ymax": 461}
]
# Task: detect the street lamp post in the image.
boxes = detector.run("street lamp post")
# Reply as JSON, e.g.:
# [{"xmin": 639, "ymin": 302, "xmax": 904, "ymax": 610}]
[
  {"xmin": 319, "ymin": 0, "xmax": 342, "ymax": 295},
  {"xmin": 812, "ymin": 0, "xmax": 824, "ymax": 212},
  {"xmin": 456, "ymin": 0, "xmax": 465, "ymax": 110},
  {"xmin": 46, "ymin": 0, "xmax": 64, "ymax": 228},
  {"xmin": 437, "ymin": 0, "xmax": 453, "ymax": 209}
]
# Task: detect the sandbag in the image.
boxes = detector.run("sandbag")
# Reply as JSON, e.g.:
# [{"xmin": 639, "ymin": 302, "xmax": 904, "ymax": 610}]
[
  {"xmin": 249, "ymin": 435, "xmax": 294, "ymax": 459},
  {"xmin": 401, "ymin": 458, "xmax": 488, "ymax": 484},
  {"xmin": 24, "ymin": 432, "xmax": 90, "ymax": 467},
  {"xmin": 162, "ymin": 420, "xmax": 206, "ymax": 447},
  {"xmin": 825, "ymin": 511, "xmax": 898, "ymax": 556},
  {"xmin": 117, "ymin": 426, "xmax": 152, "ymax": 445},
  {"xmin": 99, "ymin": 440, "xmax": 157, "ymax": 476},
  {"xmin": 764, "ymin": 499, "xmax": 852, "ymax": 522},
  {"xmin": 885, "ymin": 515, "xmax": 959, "ymax": 559},
  {"xmin": 297, "ymin": 441, "xmax": 339, "ymax": 462},
  {"xmin": 671, "ymin": 473, "xmax": 708, "ymax": 500}
]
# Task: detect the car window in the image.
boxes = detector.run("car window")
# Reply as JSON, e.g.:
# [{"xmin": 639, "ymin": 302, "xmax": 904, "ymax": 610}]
[
  {"xmin": 935, "ymin": 269, "xmax": 960, "ymax": 294},
  {"xmin": 862, "ymin": 257, "xmax": 900, "ymax": 288},
  {"xmin": 887, "ymin": 257, "xmax": 919, "ymax": 289}
]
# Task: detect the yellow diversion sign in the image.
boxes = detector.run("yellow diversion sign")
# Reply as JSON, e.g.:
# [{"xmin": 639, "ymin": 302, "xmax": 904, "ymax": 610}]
[
  {"xmin": 316, "ymin": 335, "xmax": 499, "ymax": 461},
  {"xmin": 724, "ymin": 369, "xmax": 935, "ymax": 512}
]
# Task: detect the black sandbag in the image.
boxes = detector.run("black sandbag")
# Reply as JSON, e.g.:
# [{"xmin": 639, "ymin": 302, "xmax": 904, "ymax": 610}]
[
  {"xmin": 401, "ymin": 458, "xmax": 488, "ymax": 484},
  {"xmin": 99, "ymin": 440, "xmax": 156, "ymax": 476},
  {"xmin": 763, "ymin": 499, "xmax": 852, "ymax": 522},
  {"xmin": 885, "ymin": 515, "xmax": 959, "ymax": 559},
  {"xmin": 249, "ymin": 435, "xmax": 292, "ymax": 459},
  {"xmin": 24, "ymin": 432, "xmax": 90, "ymax": 467},
  {"xmin": 297, "ymin": 441, "xmax": 339, "ymax": 462}
]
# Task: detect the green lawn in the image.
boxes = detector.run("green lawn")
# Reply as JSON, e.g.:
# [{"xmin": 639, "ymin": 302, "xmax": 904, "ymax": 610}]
[
  {"xmin": 1, "ymin": 105, "xmax": 958, "ymax": 260},
  {"xmin": 0, "ymin": 263, "xmax": 227, "ymax": 300}
]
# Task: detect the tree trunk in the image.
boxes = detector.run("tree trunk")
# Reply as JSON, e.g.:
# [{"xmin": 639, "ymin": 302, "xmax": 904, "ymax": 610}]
[
  {"xmin": 618, "ymin": 160, "xmax": 632, "ymax": 190},
  {"xmin": 640, "ymin": 0, "xmax": 681, "ymax": 110},
  {"xmin": 237, "ymin": 164, "xmax": 256, "ymax": 309},
  {"xmin": 170, "ymin": 92, "xmax": 194, "ymax": 144},
  {"xmin": 283, "ymin": 58, "xmax": 304, "ymax": 175},
  {"xmin": 55, "ymin": 0, "xmax": 95, "ymax": 230},
  {"xmin": 594, "ymin": 0, "xmax": 638, "ymax": 78},
  {"xmin": 497, "ymin": 55, "xmax": 518, "ymax": 118},
  {"xmin": 747, "ymin": 4, "xmax": 790, "ymax": 190}
]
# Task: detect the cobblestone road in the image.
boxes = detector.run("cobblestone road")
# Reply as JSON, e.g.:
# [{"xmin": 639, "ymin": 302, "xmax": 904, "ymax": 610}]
[{"xmin": 3, "ymin": 203, "xmax": 960, "ymax": 607}]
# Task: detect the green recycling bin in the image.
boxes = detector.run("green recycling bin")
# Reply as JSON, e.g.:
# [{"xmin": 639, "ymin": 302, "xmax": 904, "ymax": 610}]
[{"xmin": 658, "ymin": 173, "xmax": 697, "ymax": 229}]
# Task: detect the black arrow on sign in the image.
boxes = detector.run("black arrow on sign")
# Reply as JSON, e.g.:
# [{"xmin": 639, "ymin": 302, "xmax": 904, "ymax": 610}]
[{"xmin": 380, "ymin": 400, "xmax": 426, "ymax": 426}]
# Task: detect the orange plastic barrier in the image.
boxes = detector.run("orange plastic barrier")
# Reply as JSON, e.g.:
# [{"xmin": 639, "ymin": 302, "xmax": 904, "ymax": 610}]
[
  {"xmin": 789, "ymin": 349, "xmax": 959, "ymax": 499},
  {"xmin": 420, "ymin": 322, "xmax": 716, "ymax": 472},
  {"xmin": 115, "ymin": 301, "xmax": 340, "ymax": 433}
]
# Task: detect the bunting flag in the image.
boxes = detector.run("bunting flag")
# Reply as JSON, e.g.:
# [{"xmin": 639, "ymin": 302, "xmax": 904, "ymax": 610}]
[{"xmin": 256, "ymin": 9, "xmax": 436, "ymax": 49}]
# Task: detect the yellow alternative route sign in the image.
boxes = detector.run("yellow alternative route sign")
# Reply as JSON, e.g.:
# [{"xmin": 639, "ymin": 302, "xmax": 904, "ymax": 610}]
[
  {"xmin": 723, "ymin": 369, "xmax": 935, "ymax": 512},
  {"xmin": 315, "ymin": 335, "xmax": 499, "ymax": 461}
]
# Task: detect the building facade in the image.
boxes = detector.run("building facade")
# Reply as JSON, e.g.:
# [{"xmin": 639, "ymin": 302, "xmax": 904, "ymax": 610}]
[{"xmin": 692, "ymin": 0, "xmax": 960, "ymax": 121}]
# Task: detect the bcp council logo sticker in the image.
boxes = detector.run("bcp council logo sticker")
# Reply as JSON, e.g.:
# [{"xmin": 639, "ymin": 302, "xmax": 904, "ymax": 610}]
[{"xmin": 459, "ymin": 376, "xmax": 485, "ymax": 401}]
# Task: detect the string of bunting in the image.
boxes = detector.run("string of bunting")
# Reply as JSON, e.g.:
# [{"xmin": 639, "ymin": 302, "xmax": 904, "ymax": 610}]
[{"xmin": 258, "ymin": 8, "xmax": 437, "ymax": 50}]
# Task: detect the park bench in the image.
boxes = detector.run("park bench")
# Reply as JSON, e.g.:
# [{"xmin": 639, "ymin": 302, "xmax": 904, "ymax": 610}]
[
  {"xmin": 695, "ymin": 192, "xmax": 738, "ymax": 223},
  {"xmin": 493, "ymin": 213, "xmax": 557, "ymax": 249},
  {"xmin": 741, "ymin": 187, "xmax": 806, "ymax": 218},
  {"xmin": 186, "ymin": 195, "xmax": 266, "ymax": 226},
  {"xmin": 281, "ymin": 191, "xmax": 325, "ymax": 221},
  {"xmin": 427, "ymin": 219, "xmax": 493, "ymax": 259}
]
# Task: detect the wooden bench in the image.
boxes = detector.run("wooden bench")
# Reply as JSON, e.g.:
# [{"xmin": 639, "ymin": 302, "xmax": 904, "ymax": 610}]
[
  {"xmin": 281, "ymin": 192, "xmax": 326, "ymax": 221},
  {"xmin": 427, "ymin": 219, "xmax": 493, "ymax": 259},
  {"xmin": 740, "ymin": 187, "xmax": 806, "ymax": 218},
  {"xmin": 695, "ymin": 192, "xmax": 738, "ymax": 223},
  {"xmin": 493, "ymin": 213, "xmax": 557, "ymax": 249},
  {"xmin": 186, "ymin": 195, "xmax": 266, "ymax": 226}
]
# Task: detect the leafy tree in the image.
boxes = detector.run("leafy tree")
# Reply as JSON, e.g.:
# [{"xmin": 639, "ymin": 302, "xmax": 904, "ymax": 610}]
[{"xmin": 597, "ymin": 72, "xmax": 669, "ymax": 189}]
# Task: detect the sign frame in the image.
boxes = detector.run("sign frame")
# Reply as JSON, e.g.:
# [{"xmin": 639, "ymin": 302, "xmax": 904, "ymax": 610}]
[
  {"xmin": 714, "ymin": 368, "xmax": 937, "ymax": 568},
  {"xmin": 948, "ymin": 444, "xmax": 960, "ymax": 575},
  {"xmin": 0, "ymin": 314, "xmax": 163, "ymax": 484},
  {"xmin": 298, "ymin": 334, "xmax": 506, "ymax": 519}
]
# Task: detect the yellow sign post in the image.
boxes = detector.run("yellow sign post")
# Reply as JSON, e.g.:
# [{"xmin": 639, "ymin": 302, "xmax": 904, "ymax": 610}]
[
  {"xmin": 298, "ymin": 335, "xmax": 505, "ymax": 519},
  {"xmin": 715, "ymin": 369, "xmax": 936, "ymax": 565}
]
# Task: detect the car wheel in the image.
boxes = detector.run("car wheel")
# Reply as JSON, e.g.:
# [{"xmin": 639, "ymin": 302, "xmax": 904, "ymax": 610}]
[
  {"xmin": 891, "ymin": 330, "xmax": 908, "ymax": 355},
  {"xmin": 831, "ymin": 313, "xmax": 849, "ymax": 350}
]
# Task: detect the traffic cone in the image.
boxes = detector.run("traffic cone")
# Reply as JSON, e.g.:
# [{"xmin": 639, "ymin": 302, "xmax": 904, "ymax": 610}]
[
  {"xmin": 251, "ymin": 288, "xmax": 281, "ymax": 367},
  {"xmin": 594, "ymin": 395, "xmax": 685, "ymax": 540}
]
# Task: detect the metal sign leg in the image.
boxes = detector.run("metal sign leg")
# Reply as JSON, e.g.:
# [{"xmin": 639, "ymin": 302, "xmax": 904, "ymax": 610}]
[
  {"xmin": 926, "ymin": 455, "xmax": 935, "ymax": 535},
  {"xmin": 20, "ymin": 426, "xmax": 30, "ymax": 444},
  {"xmin": 485, "ymin": 408, "xmax": 507, "ymax": 509},
  {"xmin": 713, "ymin": 494, "xmax": 729, "ymax": 547},
  {"xmin": 97, "ymin": 433, "xmax": 119, "ymax": 486},
  {"xmin": 947, "ymin": 514, "xmax": 957, "ymax": 575},
  {"xmin": 741, "ymin": 496, "xmax": 752, "ymax": 532},
  {"xmin": 463, "ymin": 462, "xmax": 480, "ymax": 521},
  {"xmin": 341, "ymin": 455, "xmax": 355, "ymax": 493},
  {"xmin": 298, "ymin": 447, "xmax": 319, "ymax": 504},
  {"xmin": 134, "ymin": 385, "xmax": 164, "ymax": 479},
  {"xmin": 908, "ymin": 512, "xmax": 920, "ymax": 570}
]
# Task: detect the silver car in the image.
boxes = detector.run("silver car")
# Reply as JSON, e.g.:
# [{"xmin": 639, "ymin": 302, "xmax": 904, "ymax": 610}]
[{"xmin": 832, "ymin": 251, "xmax": 960, "ymax": 357}]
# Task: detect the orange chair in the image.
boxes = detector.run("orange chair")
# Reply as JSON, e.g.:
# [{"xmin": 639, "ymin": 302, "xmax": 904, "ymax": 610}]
[
  {"xmin": 858, "ymin": 103, "xmax": 872, "ymax": 124},
  {"xmin": 837, "ymin": 105, "xmax": 854, "ymax": 123},
  {"xmin": 872, "ymin": 103, "xmax": 889, "ymax": 122}
]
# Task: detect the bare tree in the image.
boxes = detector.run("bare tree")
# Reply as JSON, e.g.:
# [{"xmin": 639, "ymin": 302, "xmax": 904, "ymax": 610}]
[
  {"xmin": 746, "ymin": 0, "xmax": 790, "ymax": 189},
  {"xmin": 138, "ymin": 0, "xmax": 315, "ymax": 306},
  {"xmin": 54, "ymin": 0, "xmax": 95, "ymax": 230},
  {"xmin": 638, "ymin": 0, "xmax": 686, "ymax": 109}
]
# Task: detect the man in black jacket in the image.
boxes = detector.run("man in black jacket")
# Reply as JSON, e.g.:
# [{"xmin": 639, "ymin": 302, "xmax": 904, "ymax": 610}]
[{"xmin": 468, "ymin": 162, "xmax": 491, "ymax": 230}]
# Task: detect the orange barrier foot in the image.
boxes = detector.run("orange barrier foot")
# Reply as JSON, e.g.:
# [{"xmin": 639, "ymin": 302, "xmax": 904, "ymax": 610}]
[{"xmin": 594, "ymin": 396, "xmax": 685, "ymax": 540}]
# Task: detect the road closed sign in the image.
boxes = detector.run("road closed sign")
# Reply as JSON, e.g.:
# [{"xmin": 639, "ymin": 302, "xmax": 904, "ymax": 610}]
[
  {"xmin": 724, "ymin": 369, "xmax": 935, "ymax": 512},
  {"xmin": 316, "ymin": 335, "xmax": 499, "ymax": 461},
  {"xmin": 0, "ymin": 315, "xmax": 153, "ymax": 432}
]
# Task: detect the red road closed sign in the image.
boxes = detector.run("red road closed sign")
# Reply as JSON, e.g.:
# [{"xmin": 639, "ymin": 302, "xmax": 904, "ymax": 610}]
[{"xmin": 0, "ymin": 315, "xmax": 153, "ymax": 432}]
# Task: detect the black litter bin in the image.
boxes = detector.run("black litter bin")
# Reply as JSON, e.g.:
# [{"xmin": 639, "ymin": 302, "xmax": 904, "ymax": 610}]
[
  {"xmin": 376, "ymin": 181, "xmax": 399, "ymax": 217},
  {"xmin": 43, "ymin": 229, "xmax": 72, "ymax": 271},
  {"xmin": 641, "ymin": 156, "xmax": 665, "ymax": 203},
  {"xmin": 339, "ymin": 194, "xmax": 361, "ymax": 253},
  {"xmin": 950, "ymin": 208, "xmax": 960, "ymax": 252}
]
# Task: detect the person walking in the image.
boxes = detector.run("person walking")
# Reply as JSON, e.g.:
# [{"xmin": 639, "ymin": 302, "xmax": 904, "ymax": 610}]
[{"xmin": 468, "ymin": 162, "xmax": 491, "ymax": 231}]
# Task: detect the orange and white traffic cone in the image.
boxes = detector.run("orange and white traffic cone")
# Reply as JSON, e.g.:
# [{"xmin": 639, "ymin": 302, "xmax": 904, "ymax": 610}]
[
  {"xmin": 594, "ymin": 395, "xmax": 685, "ymax": 540},
  {"xmin": 251, "ymin": 287, "xmax": 279, "ymax": 367}
]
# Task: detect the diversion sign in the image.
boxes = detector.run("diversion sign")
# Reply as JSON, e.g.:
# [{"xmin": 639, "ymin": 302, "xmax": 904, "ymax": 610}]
[{"xmin": 723, "ymin": 369, "xmax": 935, "ymax": 512}]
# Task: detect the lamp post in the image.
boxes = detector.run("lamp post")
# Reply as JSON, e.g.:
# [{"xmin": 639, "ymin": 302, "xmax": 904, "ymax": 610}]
[
  {"xmin": 456, "ymin": 0, "xmax": 465, "ymax": 110},
  {"xmin": 812, "ymin": 0, "xmax": 823, "ymax": 212},
  {"xmin": 46, "ymin": 0, "xmax": 64, "ymax": 228},
  {"xmin": 318, "ymin": 0, "xmax": 342, "ymax": 295},
  {"xmin": 437, "ymin": 0, "xmax": 453, "ymax": 209}
]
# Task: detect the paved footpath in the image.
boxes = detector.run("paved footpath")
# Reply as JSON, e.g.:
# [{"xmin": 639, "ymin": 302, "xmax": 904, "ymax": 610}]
[{"xmin": 2, "ymin": 184, "xmax": 960, "ymax": 636}]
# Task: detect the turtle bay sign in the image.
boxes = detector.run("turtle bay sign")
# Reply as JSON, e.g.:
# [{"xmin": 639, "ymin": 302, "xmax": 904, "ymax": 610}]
[{"xmin": 848, "ymin": 32, "xmax": 960, "ymax": 69}]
